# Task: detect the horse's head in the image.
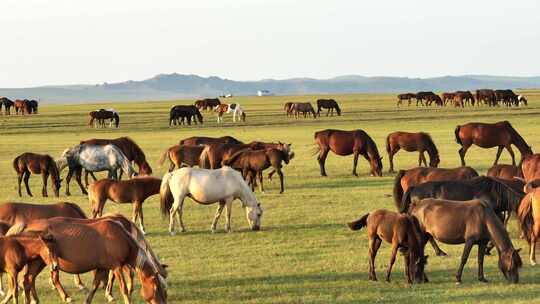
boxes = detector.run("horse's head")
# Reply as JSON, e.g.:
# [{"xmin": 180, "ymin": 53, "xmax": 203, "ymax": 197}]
[
  {"xmin": 245, "ymin": 202, "xmax": 263, "ymax": 231},
  {"xmin": 370, "ymin": 157, "xmax": 383, "ymax": 177},
  {"xmin": 138, "ymin": 270, "xmax": 168, "ymax": 304},
  {"xmin": 38, "ymin": 234, "xmax": 60, "ymax": 271},
  {"xmin": 409, "ymin": 254, "xmax": 428, "ymax": 284},
  {"xmin": 139, "ymin": 161, "xmax": 153, "ymax": 176},
  {"xmin": 429, "ymin": 154, "xmax": 440, "ymax": 168},
  {"xmin": 499, "ymin": 248, "xmax": 522, "ymax": 283}
]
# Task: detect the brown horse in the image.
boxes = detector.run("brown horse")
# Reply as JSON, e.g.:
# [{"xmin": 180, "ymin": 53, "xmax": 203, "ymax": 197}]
[
  {"xmin": 199, "ymin": 141, "xmax": 291, "ymax": 170},
  {"xmin": 293, "ymin": 102, "xmax": 316, "ymax": 118},
  {"xmin": 194, "ymin": 98, "xmax": 220, "ymax": 111},
  {"xmin": 88, "ymin": 177, "xmax": 162, "ymax": 233},
  {"xmin": 316, "ymin": 99, "xmax": 341, "ymax": 116},
  {"xmin": 13, "ymin": 153, "xmax": 62, "ymax": 197},
  {"xmin": 425, "ymin": 94, "xmax": 443, "ymax": 106},
  {"xmin": 88, "ymin": 109, "xmax": 120, "ymax": 128},
  {"xmin": 347, "ymin": 209, "xmax": 427, "ymax": 284},
  {"xmin": 179, "ymin": 136, "xmax": 243, "ymax": 146},
  {"xmin": 9, "ymin": 218, "xmax": 167, "ymax": 304},
  {"xmin": 455, "ymin": 91, "xmax": 475, "ymax": 106},
  {"xmin": 415, "ymin": 92, "xmax": 436, "ymax": 106},
  {"xmin": 441, "ymin": 92, "xmax": 456, "ymax": 105},
  {"xmin": 410, "ymin": 198, "xmax": 522, "ymax": 284},
  {"xmin": 487, "ymin": 164, "xmax": 523, "ymax": 180},
  {"xmin": 392, "ymin": 166, "xmax": 479, "ymax": 208},
  {"xmin": 521, "ymin": 154, "xmax": 540, "ymax": 182},
  {"xmin": 0, "ymin": 235, "xmax": 59, "ymax": 304},
  {"xmin": 452, "ymin": 94, "xmax": 465, "ymax": 107},
  {"xmin": 455, "ymin": 121, "xmax": 532, "ymax": 166},
  {"xmin": 284, "ymin": 102, "xmax": 294, "ymax": 117},
  {"xmin": 397, "ymin": 93, "xmax": 416, "ymax": 106},
  {"xmin": 476, "ymin": 89, "xmax": 496, "ymax": 106},
  {"xmin": 222, "ymin": 147, "xmax": 291, "ymax": 193},
  {"xmin": 386, "ymin": 132, "xmax": 440, "ymax": 173},
  {"xmin": 314, "ymin": 129, "xmax": 383, "ymax": 177},
  {"xmin": 14, "ymin": 100, "xmax": 28, "ymax": 115},
  {"xmin": 158, "ymin": 145, "xmax": 205, "ymax": 171},
  {"xmin": 169, "ymin": 105, "xmax": 203, "ymax": 126},
  {"xmin": 517, "ymin": 182, "xmax": 540, "ymax": 265},
  {"xmin": 0, "ymin": 98, "xmax": 14, "ymax": 115}
]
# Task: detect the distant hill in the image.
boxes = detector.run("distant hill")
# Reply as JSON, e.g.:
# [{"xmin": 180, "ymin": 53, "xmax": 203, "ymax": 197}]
[{"xmin": 1, "ymin": 73, "xmax": 539, "ymax": 104}]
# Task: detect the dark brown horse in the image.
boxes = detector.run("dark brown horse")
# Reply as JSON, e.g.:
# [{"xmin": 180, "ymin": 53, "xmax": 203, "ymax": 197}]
[
  {"xmin": 347, "ymin": 209, "xmax": 427, "ymax": 284},
  {"xmin": 455, "ymin": 91, "xmax": 475, "ymax": 106},
  {"xmin": 179, "ymin": 136, "xmax": 243, "ymax": 146},
  {"xmin": 314, "ymin": 129, "xmax": 383, "ymax": 177},
  {"xmin": 425, "ymin": 94, "xmax": 443, "ymax": 106},
  {"xmin": 397, "ymin": 93, "xmax": 416, "ymax": 106},
  {"xmin": 487, "ymin": 164, "xmax": 523, "ymax": 180},
  {"xmin": 88, "ymin": 177, "xmax": 162, "ymax": 233},
  {"xmin": 410, "ymin": 198, "xmax": 522, "ymax": 284},
  {"xmin": 222, "ymin": 147, "xmax": 291, "ymax": 193},
  {"xmin": 415, "ymin": 92, "xmax": 436, "ymax": 106},
  {"xmin": 158, "ymin": 145, "xmax": 205, "ymax": 171},
  {"xmin": 293, "ymin": 102, "xmax": 316, "ymax": 118},
  {"xmin": 0, "ymin": 97, "xmax": 14, "ymax": 115},
  {"xmin": 386, "ymin": 132, "xmax": 440, "ymax": 173},
  {"xmin": 194, "ymin": 98, "xmax": 220, "ymax": 111},
  {"xmin": 169, "ymin": 105, "xmax": 203, "ymax": 126},
  {"xmin": 476, "ymin": 89, "xmax": 496, "ymax": 106},
  {"xmin": 393, "ymin": 166, "xmax": 479, "ymax": 208},
  {"xmin": 13, "ymin": 153, "xmax": 62, "ymax": 197},
  {"xmin": 455, "ymin": 121, "xmax": 532, "ymax": 166},
  {"xmin": 88, "ymin": 109, "xmax": 120, "ymax": 128},
  {"xmin": 26, "ymin": 100, "xmax": 38, "ymax": 114},
  {"xmin": 284, "ymin": 102, "xmax": 294, "ymax": 117},
  {"xmin": 316, "ymin": 99, "xmax": 341, "ymax": 116}
]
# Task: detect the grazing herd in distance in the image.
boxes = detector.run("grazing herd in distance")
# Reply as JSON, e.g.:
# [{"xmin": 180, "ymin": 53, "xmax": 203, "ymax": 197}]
[
  {"xmin": 0, "ymin": 97, "xmax": 38, "ymax": 115},
  {"xmin": 398, "ymin": 89, "xmax": 528, "ymax": 107}
]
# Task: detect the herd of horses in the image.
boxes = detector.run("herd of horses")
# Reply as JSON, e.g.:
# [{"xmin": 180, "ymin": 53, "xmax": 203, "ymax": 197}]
[
  {"xmin": 398, "ymin": 89, "xmax": 528, "ymax": 107},
  {"xmin": 0, "ymin": 98, "xmax": 38, "ymax": 115},
  {"xmin": 169, "ymin": 98, "xmax": 246, "ymax": 126},
  {"xmin": 284, "ymin": 99, "xmax": 342, "ymax": 118}
]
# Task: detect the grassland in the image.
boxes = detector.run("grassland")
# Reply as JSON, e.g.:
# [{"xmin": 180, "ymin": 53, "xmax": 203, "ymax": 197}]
[{"xmin": 1, "ymin": 91, "xmax": 540, "ymax": 303}]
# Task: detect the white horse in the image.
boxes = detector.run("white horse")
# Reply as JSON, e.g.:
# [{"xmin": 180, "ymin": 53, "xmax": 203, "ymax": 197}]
[
  {"xmin": 517, "ymin": 95, "xmax": 528, "ymax": 107},
  {"xmin": 214, "ymin": 103, "xmax": 246, "ymax": 123},
  {"xmin": 159, "ymin": 166, "xmax": 263, "ymax": 234},
  {"xmin": 57, "ymin": 144, "xmax": 136, "ymax": 195}
]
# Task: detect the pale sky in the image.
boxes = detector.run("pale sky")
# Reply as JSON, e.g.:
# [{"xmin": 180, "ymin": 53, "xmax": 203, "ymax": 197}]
[{"xmin": 1, "ymin": 0, "xmax": 539, "ymax": 88}]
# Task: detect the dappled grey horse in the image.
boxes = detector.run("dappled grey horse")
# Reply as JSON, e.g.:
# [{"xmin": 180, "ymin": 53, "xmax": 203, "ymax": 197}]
[{"xmin": 57, "ymin": 144, "xmax": 136, "ymax": 195}]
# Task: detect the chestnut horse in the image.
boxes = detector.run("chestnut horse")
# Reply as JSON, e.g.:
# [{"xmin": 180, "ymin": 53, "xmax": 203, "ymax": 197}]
[
  {"xmin": 517, "ymin": 181, "xmax": 540, "ymax": 265},
  {"xmin": 521, "ymin": 154, "xmax": 540, "ymax": 182},
  {"xmin": 14, "ymin": 99, "xmax": 28, "ymax": 115},
  {"xmin": 314, "ymin": 129, "xmax": 383, "ymax": 177},
  {"xmin": 179, "ymin": 136, "xmax": 243, "ymax": 146},
  {"xmin": 88, "ymin": 177, "xmax": 162, "ymax": 233},
  {"xmin": 455, "ymin": 121, "xmax": 532, "ymax": 166},
  {"xmin": 392, "ymin": 166, "xmax": 479, "ymax": 208},
  {"xmin": 487, "ymin": 164, "xmax": 523, "ymax": 180},
  {"xmin": 158, "ymin": 145, "xmax": 205, "ymax": 171},
  {"xmin": 9, "ymin": 218, "xmax": 167, "ymax": 304},
  {"xmin": 347, "ymin": 209, "xmax": 427, "ymax": 284},
  {"xmin": 410, "ymin": 198, "xmax": 522, "ymax": 284},
  {"xmin": 13, "ymin": 153, "xmax": 62, "ymax": 198},
  {"xmin": 284, "ymin": 102, "xmax": 294, "ymax": 117},
  {"xmin": 386, "ymin": 132, "xmax": 440, "ymax": 173}
]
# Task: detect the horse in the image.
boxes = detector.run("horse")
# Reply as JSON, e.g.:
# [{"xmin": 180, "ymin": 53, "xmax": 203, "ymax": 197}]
[
  {"xmin": 425, "ymin": 94, "xmax": 443, "ymax": 106},
  {"xmin": 455, "ymin": 91, "xmax": 475, "ymax": 106},
  {"xmin": 80, "ymin": 137, "xmax": 152, "ymax": 183},
  {"xmin": 386, "ymin": 132, "xmax": 440, "ymax": 173},
  {"xmin": 495, "ymin": 90, "xmax": 518, "ymax": 106},
  {"xmin": 316, "ymin": 99, "xmax": 341, "ymax": 116},
  {"xmin": 57, "ymin": 144, "xmax": 136, "ymax": 196},
  {"xmin": 451, "ymin": 94, "xmax": 465, "ymax": 107},
  {"xmin": 88, "ymin": 177, "xmax": 162, "ymax": 234},
  {"xmin": 14, "ymin": 100, "xmax": 28, "ymax": 115},
  {"xmin": 292, "ymin": 102, "xmax": 316, "ymax": 118},
  {"xmin": 0, "ymin": 235, "xmax": 59, "ymax": 304},
  {"xmin": 222, "ymin": 147, "xmax": 291, "ymax": 193},
  {"xmin": 415, "ymin": 92, "xmax": 436, "ymax": 106},
  {"xmin": 441, "ymin": 92, "xmax": 455, "ymax": 106},
  {"xmin": 88, "ymin": 109, "xmax": 120, "ymax": 128},
  {"xmin": 476, "ymin": 89, "xmax": 496, "ymax": 106},
  {"xmin": 284, "ymin": 102, "xmax": 294, "ymax": 117},
  {"xmin": 347, "ymin": 209, "xmax": 427, "ymax": 284},
  {"xmin": 179, "ymin": 136, "xmax": 243, "ymax": 146},
  {"xmin": 159, "ymin": 167, "xmax": 263, "ymax": 234},
  {"xmin": 392, "ymin": 166, "xmax": 479, "ymax": 208},
  {"xmin": 169, "ymin": 105, "xmax": 203, "ymax": 126},
  {"xmin": 214, "ymin": 103, "xmax": 246, "ymax": 123},
  {"xmin": 487, "ymin": 164, "xmax": 523, "ymax": 180},
  {"xmin": 455, "ymin": 121, "xmax": 532, "ymax": 166},
  {"xmin": 517, "ymin": 95, "xmax": 528, "ymax": 106},
  {"xmin": 8, "ymin": 218, "xmax": 167, "ymax": 304},
  {"xmin": 158, "ymin": 145, "xmax": 205, "ymax": 171},
  {"xmin": 0, "ymin": 98, "xmax": 14, "ymax": 115},
  {"xmin": 314, "ymin": 129, "xmax": 383, "ymax": 177},
  {"xmin": 516, "ymin": 181, "xmax": 540, "ymax": 265},
  {"xmin": 26, "ymin": 100, "xmax": 38, "ymax": 114},
  {"xmin": 13, "ymin": 153, "xmax": 62, "ymax": 198},
  {"xmin": 410, "ymin": 198, "xmax": 522, "ymax": 284},
  {"xmin": 522, "ymin": 154, "xmax": 540, "ymax": 183},
  {"xmin": 397, "ymin": 93, "xmax": 416, "ymax": 107},
  {"xmin": 194, "ymin": 98, "xmax": 221, "ymax": 111}
]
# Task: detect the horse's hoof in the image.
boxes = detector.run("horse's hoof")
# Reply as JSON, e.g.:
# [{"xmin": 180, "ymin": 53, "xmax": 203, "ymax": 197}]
[
  {"xmin": 455, "ymin": 281, "xmax": 461, "ymax": 286},
  {"xmin": 169, "ymin": 231, "xmax": 176, "ymax": 236},
  {"xmin": 77, "ymin": 284, "xmax": 87, "ymax": 291},
  {"xmin": 106, "ymin": 295, "xmax": 115, "ymax": 302},
  {"xmin": 530, "ymin": 260, "xmax": 537, "ymax": 266},
  {"xmin": 65, "ymin": 297, "xmax": 72, "ymax": 303},
  {"xmin": 0, "ymin": 290, "xmax": 4, "ymax": 297},
  {"xmin": 478, "ymin": 278, "xmax": 488, "ymax": 283}
]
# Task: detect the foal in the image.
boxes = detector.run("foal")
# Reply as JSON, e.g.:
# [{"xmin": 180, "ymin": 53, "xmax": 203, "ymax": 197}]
[
  {"xmin": 13, "ymin": 153, "xmax": 62, "ymax": 197},
  {"xmin": 89, "ymin": 177, "xmax": 162, "ymax": 234},
  {"xmin": 347, "ymin": 209, "xmax": 427, "ymax": 284}
]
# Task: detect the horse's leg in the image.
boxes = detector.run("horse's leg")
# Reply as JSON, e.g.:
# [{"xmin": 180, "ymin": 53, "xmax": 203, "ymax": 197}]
[
  {"xmin": 74, "ymin": 274, "xmax": 86, "ymax": 290},
  {"xmin": 352, "ymin": 151, "xmax": 359, "ymax": 177},
  {"xmin": 23, "ymin": 260, "xmax": 45, "ymax": 304},
  {"xmin": 455, "ymin": 239, "xmax": 475, "ymax": 284},
  {"xmin": 225, "ymin": 198, "xmax": 234, "ymax": 232},
  {"xmin": 429, "ymin": 237, "xmax": 447, "ymax": 256},
  {"xmin": 75, "ymin": 168, "xmax": 88, "ymax": 195},
  {"xmin": 134, "ymin": 201, "xmax": 145, "ymax": 234},
  {"xmin": 124, "ymin": 267, "xmax": 134, "ymax": 297},
  {"xmin": 530, "ymin": 229, "xmax": 537, "ymax": 266},
  {"xmin": 493, "ymin": 146, "xmax": 504, "ymax": 166},
  {"xmin": 84, "ymin": 270, "xmax": 107, "ymax": 304},
  {"xmin": 1, "ymin": 272, "xmax": 15, "ymax": 304},
  {"xmin": 211, "ymin": 201, "xmax": 226, "ymax": 233},
  {"xmin": 258, "ymin": 171, "xmax": 264, "ymax": 193},
  {"xmin": 42, "ymin": 171, "xmax": 49, "ymax": 197},
  {"xmin": 385, "ymin": 242, "xmax": 399, "ymax": 282},
  {"xmin": 277, "ymin": 168, "xmax": 284, "ymax": 194},
  {"xmin": 368, "ymin": 237, "xmax": 381, "ymax": 281},
  {"xmin": 0, "ymin": 274, "xmax": 4, "ymax": 297},
  {"xmin": 458, "ymin": 144, "xmax": 470, "ymax": 167},
  {"xmin": 105, "ymin": 271, "xmax": 116, "ymax": 302},
  {"xmin": 477, "ymin": 241, "xmax": 488, "ymax": 282},
  {"xmin": 65, "ymin": 168, "xmax": 73, "ymax": 196},
  {"xmin": 113, "ymin": 268, "xmax": 130, "ymax": 304},
  {"xmin": 420, "ymin": 151, "xmax": 427, "ymax": 167},
  {"xmin": 50, "ymin": 270, "xmax": 71, "ymax": 303},
  {"xmin": 23, "ymin": 171, "xmax": 33, "ymax": 197},
  {"xmin": 317, "ymin": 147, "xmax": 330, "ymax": 177},
  {"xmin": 388, "ymin": 148, "xmax": 397, "ymax": 173},
  {"xmin": 16, "ymin": 172, "xmax": 23, "ymax": 197},
  {"xmin": 505, "ymin": 144, "xmax": 516, "ymax": 166}
]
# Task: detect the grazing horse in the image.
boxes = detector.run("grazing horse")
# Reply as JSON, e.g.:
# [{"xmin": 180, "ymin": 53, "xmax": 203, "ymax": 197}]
[
  {"xmin": 58, "ymin": 144, "xmax": 136, "ymax": 196},
  {"xmin": 169, "ymin": 105, "xmax": 203, "ymax": 126},
  {"xmin": 194, "ymin": 98, "xmax": 221, "ymax": 111},
  {"xmin": 284, "ymin": 102, "xmax": 294, "ymax": 117},
  {"xmin": 392, "ymin": 166, "xmax": 479, "ymax": 208},
  {"xmin": 9, "ymin": 218, "xmax": 167, "ymax": 304},
  {"xmin": 347, "ymin": 210, "xmax": 427, "ymax": 284},
  {"xmin": 292, "ymin": 102, "xmax": 316, "ymax": 118},
  {"xmin": 487, "ymin": 164, "xmax": 523, "ymax": 180},
  {"xmin": 222, "ymin": 147, "xmax": 291, "ymax": 193},
  {"xmin": 179, "ymin": 136, "xmax": 243, "ymax": 146},
  {"xmin": 88, "ymin": 177, "xmax": 162, "ymax": 233},
  {"xmin": 397, "ymin": 93, "xmax": 416, "ymax": 106},
  {"xmin": 26, "ymin": 100, "xmax": 38, "ymax": 114},
  {"xmin": 516, "ymin": 182, "xmax": 540, "ymax": 265},
  {"xmin": 452, "ymin": 94, "xmax": 465, "ymax": 107},
  {"xmin": 476, "ymin": 89, "xmax": 496, "ymax": 106},
  {"xmin": 410, "ymin": 198, "xmax": 522, "ymax": 284},
  {"xmin": 159, "ymin": 145, "xmax": 205, "ymax": 171},
  {"xmin": 88, "ymin": 109, "xmax": 120, "ymax": 128},
  {"xmin": 455, "ymin": 121, "xmax": 532, "ymax": 166},
  {"xmin": 0, "ymin": 98, "xmax": 14, "ymax": 115},
  {"xmin": 13, "ymin": 153, "xmax": 62, "ymax": 198},
  {"xmin": 455, "ymin": 91, "xmax": 475, "ymax": 106},
  {"xmin": 386, "ymin": 132, "xmax": 440, "ymax": 173},
  {"xmin": 415, "ymin": 92, "xmax": 436, "ymax": 106},
  {"xmin": 214, "ymin": 103, "xmax": 246, "ymax": 123},
  {"xmin": 425, "ymin": 94, "xmax": 443, "ymax": 106},
  {"xmin": 159, "ymin": 167, "xmax": 263, "ymax": 234},
  {"xmin": 14, "ymin": 100, "xmax": 28, "ymax": 115},
  {"xmin": 441, "ymin": 92, "xmax": 455, "ymax": 105},
  {"xmin": 316, "ymin": 99, "xmax": 341, "ymax": 116},
  {"xmin": 517, "ymin": 95, "xmax": 528, "ymax": 106},
  {"xmin": 314, "ymin": 129, "xmax": 383, "ymax": 177}
]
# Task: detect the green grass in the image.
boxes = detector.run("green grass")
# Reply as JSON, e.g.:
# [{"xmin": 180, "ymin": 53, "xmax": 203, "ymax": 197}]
[{"xmin": 2, "ymin": 91, "xmax": 540, "ymax": 303}]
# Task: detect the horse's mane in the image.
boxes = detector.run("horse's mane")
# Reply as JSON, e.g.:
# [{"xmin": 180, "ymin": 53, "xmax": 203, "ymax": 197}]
[
  {"xmin": 501, "ymin": 121, "xmax": 532, "ymax": 156},
  {"xmin": 117, "ymin": 137, "xmax": 146, "ymax": 163},
  {"xmin": 469, "ymin": 176, "xmax": 524, "ymax": 213},
  {"xmin": 361, "ymin": 130, "xmax": 381, "ymax": 159},
  {"xmin": 421, "ymin": 133, "xmax": 439, "ymax": 158}
]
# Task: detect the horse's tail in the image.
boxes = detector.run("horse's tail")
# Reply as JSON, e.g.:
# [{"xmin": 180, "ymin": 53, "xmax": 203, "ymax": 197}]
[
  {"xmin": 393, "ymin": 170, "xmax": 406, "ymax": 208},
  {"xmin": 385, "ymin": 134, "xmax": 392, "ymax": 154},
  {"xmin": 159, "ymin": 172, "xmax": 174, "ymax": 218},
  {"xmin": 454, "ymin": 125, "xmax": 462, "ymax": 146},
  {"xmin": 399, "ymin": 187, "xmax": 414, "ymax": 213},
  {"xmin": 64, "ymin": 202, "xmax": 88, "ymax": 219},
  {"xmin": 517, "ymin": 193, "xmax": 533, "ymax": 244},
  {"xmin": 12, "ymin": 155, "xmax": 20, "ymax": 173},
  {"xmin": 88, "ymin": 115, "xmax": 95, "ymax": 127},
  {"xmin": 158, "ymin": 147, "xmax": 172, "ymax": 167},
  {"xmin": 199, "ymin": 145, "xmax": 211, "ymax": 169},
  {"xmin": 5, "ymin": 222, "xmax": 27, "ymax": 236},
  {"xmin": 347, "ymin": 213, "xmax": 369, "ymax": 231}
]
